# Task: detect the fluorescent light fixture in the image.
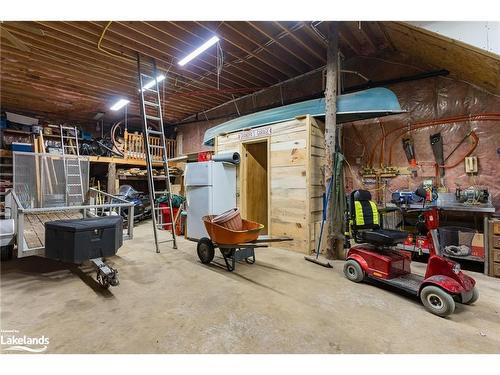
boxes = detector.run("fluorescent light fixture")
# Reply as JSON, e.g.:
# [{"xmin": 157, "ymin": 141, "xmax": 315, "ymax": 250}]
[
  {"xmin": 93, "ymin": 112, "xmax": 105, "ymax": 120},
  {"xmin": 178, "ymin": 36, "xmax": 220, "ymax": 66},
  {"xmin": 141, "ymin": 74, "xmax": 166, "ymax": 91},
  {"xmin": 110, "ymin": 99, "xmax": 130, "ymax": 111}
]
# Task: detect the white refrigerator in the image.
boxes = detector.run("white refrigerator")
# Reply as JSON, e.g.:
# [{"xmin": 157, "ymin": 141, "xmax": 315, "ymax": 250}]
[{"xmin": 184, "ymin": 161, "xmax": 236, "ymax": 240}]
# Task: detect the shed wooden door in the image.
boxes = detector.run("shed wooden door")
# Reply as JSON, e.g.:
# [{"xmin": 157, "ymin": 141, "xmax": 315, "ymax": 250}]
[{"xmin": 243, "ymin": 141, "xmax": 268, "ymax": 234}]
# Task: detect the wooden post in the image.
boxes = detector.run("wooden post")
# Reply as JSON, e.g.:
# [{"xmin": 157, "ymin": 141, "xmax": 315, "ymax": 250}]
[
  {"xmin": 324, "ymin": 22, "xmax": 342, "ymax": 259},
  {"xmin": 107, "ymin": 162, "xmax": 116, "ymax": 195}
]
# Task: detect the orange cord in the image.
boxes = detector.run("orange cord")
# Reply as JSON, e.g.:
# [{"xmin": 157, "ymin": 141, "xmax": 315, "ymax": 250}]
[{"xmin": 366, "ymin": 113, "xmax": 500, "ymax": 167}]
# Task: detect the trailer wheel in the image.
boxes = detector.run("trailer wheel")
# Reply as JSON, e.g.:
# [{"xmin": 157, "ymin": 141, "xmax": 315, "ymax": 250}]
[
  {"xmin": 197, "ymin": 238, "xmax": 215, "ymax": 264},
  {"xmin": 464, "ymin": 287, "xmax": 479, "ymax": 305},
  {"xmin": 343, "ymin": 260, "xmax": 364, "ymax": 283},
  {"xmin": 0, "ymin": 245, "xmax": 13, "ymax": 261},
  {"xmin": 420, "ymin": 285, "xmax": 455, "ymax": 317}
]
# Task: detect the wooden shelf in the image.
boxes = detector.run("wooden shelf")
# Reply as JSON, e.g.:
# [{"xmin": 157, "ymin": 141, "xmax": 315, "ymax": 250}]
[
  {"xmin": 0, "ymin": 149, "xmax": 179, "ymax": 168},
  {"xmin": 118, "ymin": 175, "xmax": 169, "ymax": 180},
  {"xmin": 2, "ymin": 129, "xmax": 32, "ymax": 136},
  {"xmin": 2, "ymin": 128, "xmax": 83, "ymax": 140},
  {"xmin": 88, "ymin": 155, "xmax": 165, "ymax": 167}
]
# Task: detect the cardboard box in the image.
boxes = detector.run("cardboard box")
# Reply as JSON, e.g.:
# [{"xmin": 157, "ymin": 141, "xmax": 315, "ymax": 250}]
[
  {"xmin": 493, "ymin": 262, "xmax": 500, "ymax": 278},
  {"xmin": 492, "ymin": 249, "xmax": 500, "ymax": 263},
  {"xmin": 494, "ymin": 222, "xmax": 500, "ymax": 235},
  {"xmin": 492, "ymin": 235, "xmax": 500, "ymax": 249},
  {"xmin": 471, "ymin": 233, "xmax": 484, "ymax": 258}
]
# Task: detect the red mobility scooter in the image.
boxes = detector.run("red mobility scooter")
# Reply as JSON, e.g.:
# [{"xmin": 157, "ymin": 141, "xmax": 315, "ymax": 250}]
[{"xmin": 343, "ymin": 189, "xmax": 478, "ymax": 317}]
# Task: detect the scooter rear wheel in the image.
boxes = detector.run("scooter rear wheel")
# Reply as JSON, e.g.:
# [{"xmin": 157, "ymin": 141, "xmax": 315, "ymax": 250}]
[
  {"xmin": 344, "ymin": 260, "xmax": 364, "ymax": 283},
  {"xmin": 420, "ymin": 285, "xmax": 455, "ymax": 317}
]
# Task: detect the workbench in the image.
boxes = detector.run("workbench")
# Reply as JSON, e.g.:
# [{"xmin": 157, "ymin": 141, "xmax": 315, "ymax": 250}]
[{"xmin": 386, "ymin": 193, "xmax": 496, "ymax": 274}]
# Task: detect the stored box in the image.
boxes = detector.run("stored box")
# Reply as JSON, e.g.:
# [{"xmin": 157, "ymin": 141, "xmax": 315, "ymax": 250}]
[
  {"xmin": 45, "ymin": 216, "xmax": 123, "ymax": 264},
  {"xmin": 494, "ymin": 222, "xmax": 500, "ymax": 235},
  {"xmin": 492, "ymin": 249, "xmax": 500, "ymax": 263},
  {"xmin": 11, "ymin": 142, "xmax": 33, "ymax": 152},
  {"xmin": 492, "ymin": 235, "xmax": 500, "ymax": 249},
  {"xmin": 493, "ymin": 262, "xmax": 500, "ymax": 278}
]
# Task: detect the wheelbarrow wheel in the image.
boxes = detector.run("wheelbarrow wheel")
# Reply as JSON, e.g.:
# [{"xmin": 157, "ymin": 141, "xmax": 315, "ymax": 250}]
[
  {"xmin": 1, "ymin": 245, "xmax": 13, "ymax": 261},
  {"xmin": 197, "ymin": 237, "xmax": 215, "ymax": 264}
]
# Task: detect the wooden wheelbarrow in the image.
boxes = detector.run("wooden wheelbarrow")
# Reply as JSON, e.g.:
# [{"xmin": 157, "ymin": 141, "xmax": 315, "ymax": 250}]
[{"xmin": 196, "ymin": 216, "xmax": 292, "ymax": 271}]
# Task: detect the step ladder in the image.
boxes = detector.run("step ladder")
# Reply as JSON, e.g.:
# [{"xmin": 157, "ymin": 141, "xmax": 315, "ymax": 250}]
[
  {"xmin": 59, "ymin": 125, "xmax": 85, "ymax": 205},
  {"xmin": 136, "ymin": 54, "xmax": 177, "ymax": 252}
]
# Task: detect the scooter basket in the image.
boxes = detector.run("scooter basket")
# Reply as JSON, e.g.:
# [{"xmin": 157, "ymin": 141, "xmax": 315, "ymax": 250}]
[{"xmin": 438, "ymin": 226, "xmax": 476, "ymax": 257}]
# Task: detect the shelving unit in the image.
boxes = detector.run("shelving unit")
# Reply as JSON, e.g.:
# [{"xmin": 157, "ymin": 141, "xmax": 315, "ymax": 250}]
[{"xmin": 0, "ymin": 149, "xmax": 13, "ymax": 219}]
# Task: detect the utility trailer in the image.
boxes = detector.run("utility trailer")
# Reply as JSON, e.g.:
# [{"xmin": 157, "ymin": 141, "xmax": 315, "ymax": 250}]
[{"xmin": 2, "ymin": 152, "xmax": 135, "ymax": 288}]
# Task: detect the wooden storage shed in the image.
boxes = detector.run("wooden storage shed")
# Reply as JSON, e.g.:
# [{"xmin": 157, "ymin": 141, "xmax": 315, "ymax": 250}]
[
  {"xmin": 216, "ymin": 115, "xmax": 325, "ymax": 253},
  {"xmin": 209, "ymin": 88, "xmax": 404, "ymax": 253}
]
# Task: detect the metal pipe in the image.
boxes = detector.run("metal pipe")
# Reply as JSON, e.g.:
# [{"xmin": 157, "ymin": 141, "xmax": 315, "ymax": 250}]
[{"xmin": 343, "ymin": 69, "xmax": 450, "ymax": 93}]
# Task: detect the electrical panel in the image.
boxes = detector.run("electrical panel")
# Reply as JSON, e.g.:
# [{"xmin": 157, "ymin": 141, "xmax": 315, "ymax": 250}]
[{"xmin": 464, "ymin": 156, "xmax": 478, "ymax": 174}]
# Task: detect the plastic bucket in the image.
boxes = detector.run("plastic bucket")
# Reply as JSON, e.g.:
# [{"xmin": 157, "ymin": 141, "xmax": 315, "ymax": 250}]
[{"xmin": 212, "ymin": 208, "xmax": 242, "ymax": 230}]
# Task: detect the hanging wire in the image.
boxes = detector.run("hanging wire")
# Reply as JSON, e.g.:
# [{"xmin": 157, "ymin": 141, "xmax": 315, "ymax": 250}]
[
  {"xmin": 124, "ymin": 104, "xmax": 128, "ymax": 131},
  {"xmin": 216, "ymin": 41, "xmax": 224, "ymax": 90}
]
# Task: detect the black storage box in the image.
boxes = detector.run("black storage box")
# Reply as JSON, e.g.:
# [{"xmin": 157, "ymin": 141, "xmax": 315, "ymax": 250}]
[{"xmin": 45, "ymin": 216, "xmax": 123, "ymax": 264}]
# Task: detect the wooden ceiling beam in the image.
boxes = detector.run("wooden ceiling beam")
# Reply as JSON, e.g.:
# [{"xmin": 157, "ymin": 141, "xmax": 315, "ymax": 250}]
[
  {"xmin": 217, "ymin": 22, "xmax": 301, "ymax": 77},
  {"xmin": 0, "ymin": 79, "xmax": 194, "ymax": 120},
  {"xmin": 338, "ymin": 25, "xmax": 364, "ymax": 56},
  {"xmin": 273, "ymin": 21, "xmax": 326, "ymax": 64},
  {"xmin": 6, "ymin": 21, "xmax": 233, "ymax": 104},
  {"xmin": 162, "ymin": 20, "xmax": 283, "ymax": 84},
  {"xmin": 363, "ymin": 21, "xmax": 390, "ymax": 51},
  {"xmin": 1, "ymin": 26, "xmax": 228, "ymax": 111},
  {"xmin": 0, "ymin": 47, "xmax": 217, "ymax": 113},
  {"xmin": 1, "ymin": 61, "xmax": 214, "ymax": 122},
  {"xmin": 191, "ymin": 21, "xmax": 285, "ymax": 83},
  {"xmin": 247, "ymin": 22, "xmax": 318, "ymax": 69},
  {"xmin": 60, "ymin": 21, "xmax": 259, "ymax": 89},
  {"xmin": 225, "ymin": 21, "xmax": 309, "ymax": 74},
  {"xmin": 343, "ymin": 22, "xmax": 377, "ymax": 55},
  {"xmin": 2, "ymin": 83, "xmax": 192, "ymax": 120},
  {"xmin": 32, "ymin": 21, "xmax": 234, "ymax": 102},
  {"xmin": 99, "ymin": 21, "xmax": 271, "ymax": 89},
  {"xmin": 300, "ymin": 22, "xmax": 327, "ymax": 47}
]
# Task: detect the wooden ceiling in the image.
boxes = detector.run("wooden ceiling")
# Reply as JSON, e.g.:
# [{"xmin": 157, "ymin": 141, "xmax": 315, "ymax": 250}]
[{"xmin": 1, "ymin": 21, "xmax": 498, "ymax": 125}]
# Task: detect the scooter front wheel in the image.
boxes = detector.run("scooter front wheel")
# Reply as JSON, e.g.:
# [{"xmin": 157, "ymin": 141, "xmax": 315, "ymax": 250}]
[
  {"xmin": 463, "ymin": 287, "xmax": 479, "ymax": 305},
  {"xmin": 420, "ymin": 285, "xmax": 455, "ymax": 317}
]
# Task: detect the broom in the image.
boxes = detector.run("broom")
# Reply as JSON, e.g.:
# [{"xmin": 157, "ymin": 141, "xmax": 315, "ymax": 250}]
[{"xmin": 304, "ymin": 176, "xmax": 333, "ymax": 268}]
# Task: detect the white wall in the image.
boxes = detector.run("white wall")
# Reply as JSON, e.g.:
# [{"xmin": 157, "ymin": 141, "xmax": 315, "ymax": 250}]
[{"xmin": 409, "ymin": 21, "xmax": 500, "ymax": 56}]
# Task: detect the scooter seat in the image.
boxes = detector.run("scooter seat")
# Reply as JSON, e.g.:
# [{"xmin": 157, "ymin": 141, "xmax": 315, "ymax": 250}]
[{"xmin": 359, "ymin": 229, "xmax": 408, "ymax": 246}]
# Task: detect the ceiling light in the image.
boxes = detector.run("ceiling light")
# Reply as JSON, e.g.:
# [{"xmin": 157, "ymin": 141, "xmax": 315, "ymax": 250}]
[
  {"xmin": 110, "ymin": 99, "xmax": 130, "ymax": 111},
  {"xmin": 141, "ymin": 74, "xmax": 166, "ymax": 91},
  {"xmin": 178, "ymin": 36, "xmax": 220, "ymax": 66},
  {"xmin": 93, "ymin": 112, "xmax": 105, "ymax": 120}
]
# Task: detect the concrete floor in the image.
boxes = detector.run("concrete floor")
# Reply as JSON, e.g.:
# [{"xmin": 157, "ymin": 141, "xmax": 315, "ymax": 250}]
[{"xmin": 1, "ymin": 221, "xmax": 500, "ymax": 354}]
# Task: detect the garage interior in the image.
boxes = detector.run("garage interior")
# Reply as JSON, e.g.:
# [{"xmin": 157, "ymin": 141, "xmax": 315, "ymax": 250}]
[{"xmin": 1, "ymin": 19, "xmax": 500, "ymax": 355}]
